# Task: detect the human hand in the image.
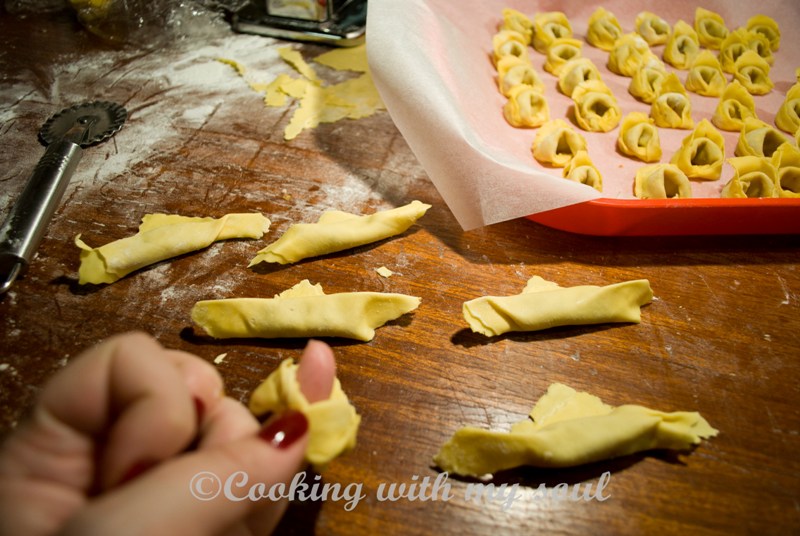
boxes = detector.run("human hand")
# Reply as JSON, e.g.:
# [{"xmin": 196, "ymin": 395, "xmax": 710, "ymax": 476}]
[{"xmin": 0, "ymin": 332, "xmax": 336, "ymax": 536}]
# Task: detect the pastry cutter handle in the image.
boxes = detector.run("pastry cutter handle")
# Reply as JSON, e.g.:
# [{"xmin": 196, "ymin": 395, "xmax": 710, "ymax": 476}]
[{"xmin": 0, "ymin": 140, "xmax": 83, "ymax": 294}]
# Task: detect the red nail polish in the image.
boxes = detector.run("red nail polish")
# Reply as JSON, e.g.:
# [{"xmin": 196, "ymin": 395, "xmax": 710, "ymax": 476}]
[
  {"xmin": 258, "ymin": 410, "xmax": 308, "ymax": 449},
  {"xmin": 193, "ymin": 396, "xmax": 205, "ymax": 425},
  {"xmin": 119, "ymin": 459, "xmax": 156, "ymax": 485}
]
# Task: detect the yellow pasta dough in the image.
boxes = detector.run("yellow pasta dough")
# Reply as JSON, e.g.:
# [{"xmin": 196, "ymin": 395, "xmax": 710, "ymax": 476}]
[
  {"xmin": 694, "ymin": 7, "xmax": 728, "ymax": 50},
  {"xmin": 733, "ymin": 50, "xmax": 773, "ymax": 95},
  {"xmin": 558, "ymin": 57, "xmax": 602, "ymax": 98},
  {"xmin": 497, "ymin": 55, "xmax": 544, "ymax": 97},
  {"xmin": 434, "ymin": 382, "xmax": 717, "ymax": 477},
  {"xmin": 628, "ymin": 57, "xmax": 667, "ymax": 104},
  {"xmin": 531, "ymin": 119, "xmax": 587, "ymax": 167},
  {"xmin": 772, "ymin": 144, "xmax": 800, "ymax": 198},
  {"xmin": 249, "ymin": 200, "xmax": 430, "ymax": 266},
  {"xmin": 532, "ymin": 11, "xmax": 572, "ymax": 53},
  {"xmin": 249, "ymin": 357, "xmax": 360, "ymax": 467},
  {"xmin": 634, "ymin": 163, "xmax": 693, "ymax": 199},
  {"xmin": 670, "ymin": 119, "xmax": 726, "ymax": 180},
  {"xmin": 685, "ymin": 50, "xmax": 726, "ymax": 98},
  {"xmin": 543, "ymin": 37, "xmax": 583, "ymax": 76},
  {"xmin": 191, "ymin": 279, "xmax": 421, "ymax": 341},
  {"xmin": 492, "ymin": 30, "xmax": 530, "ymax": 65},
  {"xmin": 571, "ymin": 80, "xmax": 621, "ymax": 133},
  {"xmin": 663, "ymin": 20, "xmax": 700, "ymax": 71},
  {"xmin": 499, "ymin": 8, "xmax": 533, "ymax": 45},
  {"xmin": 650, "ymin": 73, "xmax": 693, "ymax": 129},
  {"xmin": 775, "ymin": 79, "xmax": 800, "ymax": 134},
  {"xmin": 719, "ymin": 29, "xmax": 772, "ymax": 75},
  {"xmin": 617, "ymin": 111, "xmax": 662, "ymax": 163},
  {"xmin": 608, "ymin": 33, "xmax": 655, "ymax": 78},
  {"xmin": 635, "ymin": 11, "xmax": 671, "ymax": 46},
  {"xmin": 562, "ymin": 150, "xmax": 602, "ymax": 191},
  {"xmin": 586, "ymin": 7, "xmax": 622, "ymax": 52},
  {"xmin": 746, "ymin": 14, "xmax": 780, "ymax": 52},
  {"xmin": 735, "ymin": 117, "xmax": 790, "ymax": 158},
  {"xmin": 711, "ymin": 80, "xmax": 757, "ymax": 132},
  {"xmin": 721, "ymin": 156, "xmax": 778, "ymax": 198},
  {"xmin": 463, "ymin": 276, "xmax": 652, "ymax": 337},
  {"xmin": 503, "ymin": 85, "xmax": 549, "ymax": 128},
  {"xmin": 75, "ymin": 213, "xmax": 270, "ymax": 285}
]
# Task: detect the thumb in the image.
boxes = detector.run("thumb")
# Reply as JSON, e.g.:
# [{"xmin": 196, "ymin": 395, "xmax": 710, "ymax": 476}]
[{"xmin": 60, "ymin": 410, "xmax": 309, "ymax": 536}]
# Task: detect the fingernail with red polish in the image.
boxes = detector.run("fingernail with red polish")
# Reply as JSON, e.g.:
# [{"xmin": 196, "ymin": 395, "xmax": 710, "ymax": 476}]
[
  {"xmin": 258, "ymin": 410, "xmax": 308, "ymax": 449},
  {"xmin": 120, "ymin": 459, "xmax": 156, "ymax": 485}
]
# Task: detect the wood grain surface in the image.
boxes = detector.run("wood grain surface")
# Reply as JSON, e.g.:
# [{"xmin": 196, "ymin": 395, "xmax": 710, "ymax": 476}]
[{"xmin": 1, "ymin": 8, "xmax": 799, "ymax": 535}]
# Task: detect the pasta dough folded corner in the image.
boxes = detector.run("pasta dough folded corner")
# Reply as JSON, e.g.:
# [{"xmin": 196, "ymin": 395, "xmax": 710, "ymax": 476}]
[
  {"xmin": 191, "ymin": 280, "xmax": 421, "ymax": 341},
  {"xmin": 463, "ymin": 276, "xmax": 652, "ymax": 337}
]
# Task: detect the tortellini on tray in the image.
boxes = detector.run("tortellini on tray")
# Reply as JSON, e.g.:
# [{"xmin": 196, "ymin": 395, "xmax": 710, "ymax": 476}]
[
  {"xmin": 721, "ymin": 156, "xmax": 778, "ymax": 198},
  {"xmin": 628, "ymin": 58, "xmax": 667, "ymax": 104},
  {"xmin": 685, "ymin": 50, "xmax": 726, "ymax": 97},
  {"xmin": 433, "ymin": 382, "xmax": 717, "ymax": 477},
  {"xmin": 772, "ymin": 144, "xmax": 800, "ymax": 198},
  {"xmin": 543, "ymin": 37, "xmax": 583, "ymax": 76},
  {"xmin": 711, "ymin": 80, "xmax": 757, "ymax": 132},
  {"xmin": 733, "ymin": 50, "xmax": 773, "ymax": 95},
  {"xmin": 634, "ymin": 164, "xmax": 693, "ymax": 199},
  {"xmin": 249, "ymin": 200, "xmax": 430, "ymax": 266},
  {"xmin": 571, "ymin": 80, "xmax": 621, "ymax": 133},
  {"xmin": 191, "ymin": 279, "xmax": 421, "ymax": 341},
  {"xmin": 635, "ymin": 11, "xmax": 671, "ymax": 46},
  {"xmin": 586, "ymin": 7, "xmax": 622, "ymax": 52},
  {"xmin": 694, "ymin": 7, "xmax": 728, "ymax": 50},
  {"xmin": 497, "ymin": 55, "xmax": 544, "ymax": 97},
  {"xmin": 735, "ymin": 117, "xmax": 791, "ymax": 158},
  {"xmin": 650, "ymin": 73, "xmax": 694, "ymax": 129},
  {"xmin": 492, "ymin": 29, "xmax": 529, "ymax": 66},
  {"xmin": 75, "ymin": 213, "xmax": 270, "ymax": 285},
  {"xmin": 558, "ymin": 57, "xmax": 602, "ymax": 98},
  {"xmin": 503, "ymin": 84, "xmax": 549, "ymax": 128},
  {"xmin": 532, "ymin": 11, "xmax": 572, "ymax": 53},
  {"xmin": 670, "ymin": 119, "xmax": 726, "ymax": 180},
  {"xmin": 608, "ymin": 33, "xmax": 655, "ymax": 78},
  {"xmin": 249, "ymin": 357, "xmax": 360, "ymax": 468},
  {"xmin": 532, "ymin": 119, "xmax": 587, "ymax": 167},
  {"xmin": 462, "ymin": 276, "xmax": 652, "ymax": 337},
  {"xmin": 719, "ymin": 28, "xmax": 772, "ymax": 75},
  {"xmin": 775, "ymin": 77, "xmax": 800, "ymax": 134},
  {"xmin": 499, "ymin": 8, "xmax": 533, "ymax": 44},
  {"xmin": 746, "ymin": 14, "xmax": 780, "ymax": 51},
  {"xmin": 663, "ymin": 20, "xmax": 700, "ymax": 70},
  {"xmin": 617, "ymin": 112, "xmax": 662, "ymax": 163},
  {"xmin": 563, "ymin": 150, "xmax": 602, "ymax": 191}
]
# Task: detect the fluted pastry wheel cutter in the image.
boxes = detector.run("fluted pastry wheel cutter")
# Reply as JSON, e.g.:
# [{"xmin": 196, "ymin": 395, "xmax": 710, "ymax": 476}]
[{"xmin": 0, "ymin": 101, "xmax": 127, "ymax": 294}]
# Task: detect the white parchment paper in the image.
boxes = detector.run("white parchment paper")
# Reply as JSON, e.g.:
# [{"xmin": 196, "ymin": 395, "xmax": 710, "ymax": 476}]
[{"xmin": 367, "ymin": 0, "xmax": 800, "ymax": 230}]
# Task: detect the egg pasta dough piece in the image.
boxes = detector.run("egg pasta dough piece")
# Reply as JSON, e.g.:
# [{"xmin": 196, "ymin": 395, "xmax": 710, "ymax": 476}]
[
  {"xmin": 772, "ymin": 144, "xmax": 800, "ymax": 198},
  {"xmin": 572, "ymin": 80, "xmax": 621, "ymax": 133},
  {"xmin": 671, "ymin": 119, "xmax": 726, "ymax": 180},
  {"xmin": 532, "ymin": 119, "xmax": 587, "ymax": 167},
  {"xmin": 712, "ymin": 80, "xmax": 757, "ymax": 132},
  {"xmin": 694, "ymin": 7, "xmax": 728, "ymax": 50},
  {"xmin": 563, "ymin": 150, "xmax": 602, "ymax": 191},
  {"xmin": 635, "ymin": 164, "xmax": 693, "ymax": 199},
  {"xmin": 663, "ymin": 20, "xmax": 700, "ymax": 70},
  {"xmin": 532, "ymin": 11, "xmax": 572, "ymax": 53},
  {"xmin": 722, "ymin": 156, "xmax": 778, "ymax": 198},
  {"xmin": 617, "ymin": 112, "xmax": 661, "ymax": 163},
  {"xmin": 586, "ymin": 7, "xmax": 622, "ymax": 52},
  {"xmin": 635, "ymin": 11, "xmax": 671, "ymax": 46}
]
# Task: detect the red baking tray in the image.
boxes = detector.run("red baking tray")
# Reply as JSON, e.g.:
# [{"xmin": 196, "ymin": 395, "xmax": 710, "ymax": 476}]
[{"xmin": 528, "ymin": 198, "xmax": 800, "ymax": 236}]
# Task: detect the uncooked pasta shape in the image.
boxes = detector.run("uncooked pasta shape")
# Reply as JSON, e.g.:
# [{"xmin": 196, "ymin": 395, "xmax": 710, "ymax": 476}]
[
  {"xmin": 735, "ymin": 117, "xmax": 790, "ymax": 158},
  {"xmin": 746, "ymin": 14, "xmax": 780, "ymax": 51},
  {"xmin": 503, "ymin": 85, "xmax": 549, "ymax": 128},
  {"xmin": 249, "ymin": 200, "xmax": 430, "ymax": 265},
  {"xmin": 772, "ymin": 144, "xmax": 800, "ymax": 198},
  {"xmin": 685, "ymin": 50, "xmax": 726, "ymax": 97},
  {"xmin": 733, "ymin": 50, "xmax": 773, "ymax": 95},
  {"xmin": 670, "ymin": 119, "xmax": 726, "ymax": 180},
  {"xmin": 499, "ymin": 8, "xmax": 533, "ymax": 45},
  {"xmin": 558, "ymin": 57, "xmax": 602, "ymax": 98},
  {"xmin": 694, "ymin": 7, "xmax": 728, "ymax": 50},
  {"xmin": 492, "ymin": 30, "xmax": 529, "ymax": 65},
  {"xmin": 532, "ymin": 119, "xmax": 587, "ymax": 167},
  {"xmin": 775, "ymin": 78, "xmax": 800, "ymax": 134},
  {"xmin": 608, "ymin": 33, "xmax": 654, "ymax": 77},
  {"xmin": 650, "ymin": 73, "xmax": 693, "ymax": 129},
  {"xmin": 543, "ymin": 37, "xmax": 583, "ymax": 76},
  {"xmin": 571, "ymin": 80, "xmax": 621, "ymax": 133},
  {"xmin": 634, "ymin": 164, "xmax": 693, "ymax": 199},
  {"xmin": 75, "ymin": 213, "xmax": 270, "ymax": 285},
  {"xmin": 433, "ymin": 382, "xmax": 717, "ymax": 477},
  {"xmin": 463, "ymin": 276, "xmax": 652, "ymax": 337},
  {"xmin": 562, "ymin": 150, "xmax": 602, "ymax": 191},
  {"xmin": 191, "ymin": 279, "xmax": 421, "ymax": 341},
  {"xmin": 635, "ymin": 11, "xmax": 671, "ymax": 46},
  {"xmin": 719, "ymin": 29, "xmax": 772, "ymax": 74},
  {"xmin": 663, "ymin": 20, "xmax": 700, "ymax": 70},
  {"xmin": 617, "ymin": 112, "xmax": 662, "ymax": 163},
  {"xmin": 532, "ymin": 11, "xmax": 572, "ymax": 53},
  {"xmin": 721, "ymin": 156, "xmax": 778, "ymax": 198},
  {"xmin": 628, "ymin": 57, "xmax": 667, "ymax": 104},
  {"xmin": 497, "ymin": 55, "xmax": 544, "ymax": 97},
  {"xmin": 249, "ymin": 357, "xmax": 360, "ymax": 468},
  {"xmin": 586, "ymin": 7, "xmax": 622, "ymax": 52},
  {"xmin": 711, "ymin": 80, "xmax": 757, "ymax": 132}
]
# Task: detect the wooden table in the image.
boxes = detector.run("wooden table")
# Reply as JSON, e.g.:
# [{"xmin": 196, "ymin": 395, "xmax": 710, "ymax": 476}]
[{"xmin": 1, "ymin": 7, "xmax": 799, "ymax": 535}]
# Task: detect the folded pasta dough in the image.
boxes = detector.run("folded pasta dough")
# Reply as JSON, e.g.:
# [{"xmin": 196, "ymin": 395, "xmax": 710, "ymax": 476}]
[
  {"xmin": 746, "ymin": 14, "xmax": 780, "ymax": 51},
  {"xmin": 434, "ymin": 382, "xmax": 717, "ymax": 477},
  {"xmin": 499, "ymin": 8, "xmax": 533, "ymax": 45},
  {"xmin": 249, "ymin": 358, "xmax": 360, "ymax": 467},
  {"xmin": 531, "ymin": 119, "xmax": 587, "ymax": 167},
  {"xmin": 492, "ymin": 30, "xmax": 529, "ymax": 65},
  {"xmin": 586, "ymin": 7, "xmax": 622, "ymax": 52},
  {"xmin": 685, "ymin": 50, "xmax": 726, "ymax": 97},
  {"xmin": 572, "ymin": 80, "xmax": 621, "ymax": 132},
  {"xmin": 532, "ymin": 11, "xmax": 572, "ymax": 53},
  {"xmin": 192, "ymin": 280, "xmax": 421, "ymax": 341},
  {"xmin": 635, "ymin": 11, "xmax": 670, "ymax": 46},
  {"xmin": 497, "ymin": 55, "xmax": 544, "ymax": 97},
  {"xmin": 733, "ymin": 50, "xmax": 773, "ymax": 95},
  {"xmin": 562, "ymin": 150, "xmax": 602, "ymax": 191},
  {"xmin": 543, "ymin": 38, "xmax": 582, "ymax": 76},
  {"xmin": 772, "ymin": 144, "xmax": 800, "ymax": 198},
  {"xmin": 663, "ymin": 20, "xmax": 700, "ymax": 70},
  {"xmin": 650, "ymin": 73, "xmax": 693, "ymax": 129},
  {"xmin": 608, "ymin": 33, "xmax": 654, "ymax": 78},
  {"xmin": 75, "ymin": 213, "xmax": 270, "ymax": 285},
  {"xmin": 558, "ymin": 58, "xmax": 602, "ymax": 98},
  {"xmin": 628, "ymin": 57, "xmax": 667, "ymax": 104},
  {"xmin": 249, "ymin": 200, "xmax": 430, "ymax": 266},
  {"xmin": 711, "ymin": 80, "xmax": 757, "ymax": 132},
  {"xmin": 670, "ymin": 119, "xmax": 725, "ymax": 180},
  {"xmin": 694, "ymin": 7, "xmax": 728, "ymax": 50},
  {"xmin": 721, "ymin": 156, "xmax": 778, "ymax": 198},
  {"xmin": 735, "ymin": 117, "xmax": 790, "ymax": 158},
  {"xmin": 617, "ymin": 112, "xmax": 661, "ymax": 162},
  {"xmin": 503, "ymin": 85, "xmax": 549, "ymax": 128},
  {"xmin": 634, "ymin": 164, "xmax": 693, "ymax": 199},
  {"xmin": 775, "ymin": 79, "xmax": 800, "ymax": 134},
  {"xmin": 463, "ymin": 276, "xmax": 652, "ymax": 337}
]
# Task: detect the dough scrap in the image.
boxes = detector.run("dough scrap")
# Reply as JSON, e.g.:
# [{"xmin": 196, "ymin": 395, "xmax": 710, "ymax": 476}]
[
  {"xmin": 75, "ymin": 213, "xmax": 270, "ymax": 285},
  {"xmin": 192, "ymin": 279, "xmax": 421, "ymax": 341},
  {"xmin": 463, "ymin": 276, "xmax": 652, "ymax": 337},
  {"xmin": 249, "ymin": 357, "xmax": 360, "ymax": 468},
  {"xmin": 433, "ymin": 382, "xmax": 718, "ymax": 477},
  {"xmin": 249, "ymin": 200, "xmax": 430, "ymax": 266}
]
